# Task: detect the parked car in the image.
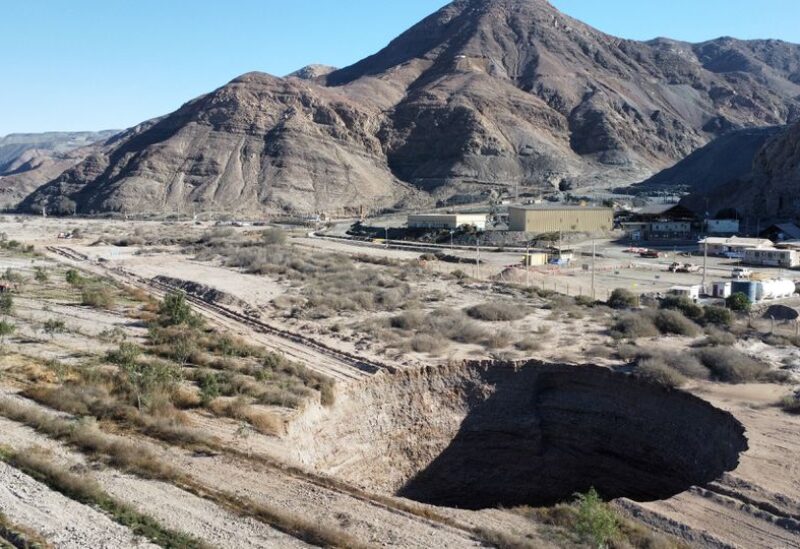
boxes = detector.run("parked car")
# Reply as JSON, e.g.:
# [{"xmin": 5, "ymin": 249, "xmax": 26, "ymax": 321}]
[
  {"xmin": 639, "ymin": 250, "xmax": 661, "ymax": 258},
  {"xmin": 723, "ymin": 251, "xmax": 745, "ymax": 259}
]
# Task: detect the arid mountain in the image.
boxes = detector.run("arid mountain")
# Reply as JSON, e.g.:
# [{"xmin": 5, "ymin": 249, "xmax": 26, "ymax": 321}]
[
  {"xmin": 681, "ymin": 120, "xmax": 800, "ymax": 221},
  {"xmin": 632, "ymin": 125, "xmax": 784, "ymax": 194},
  {"xmin": 0, "ymin": 131, "xmax": 117, "ymax": 209},
  {"xmin": 22, "ymin": 0, "xmax": 800, "ymax": 216}
]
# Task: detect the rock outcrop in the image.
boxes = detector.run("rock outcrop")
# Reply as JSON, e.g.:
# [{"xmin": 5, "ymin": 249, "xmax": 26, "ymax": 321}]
[
  {"xmin": 21, "ymin": 0, "xmax": 800, "ymax": 215},
  {"xmin": 680, "ymin": 120, "xmax": 800, "ymax": 220}
]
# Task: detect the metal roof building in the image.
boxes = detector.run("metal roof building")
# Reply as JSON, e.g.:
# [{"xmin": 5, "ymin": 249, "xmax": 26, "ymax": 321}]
[{"xmin": 508, "ymin": 205, "xmax": 613, "ymax": 234}]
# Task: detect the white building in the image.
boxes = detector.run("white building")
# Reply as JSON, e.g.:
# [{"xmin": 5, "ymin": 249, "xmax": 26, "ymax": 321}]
[
  {"xmin": 407, "ymin": 213, "xmax": 488, "ymax": 231},
  {"xmin": 743, "ymin": 247, "xmax": 800, "ymax": 268},
  {"xmin": 698, "ymin": 236, "xmax": 774, "ymax": 256}
]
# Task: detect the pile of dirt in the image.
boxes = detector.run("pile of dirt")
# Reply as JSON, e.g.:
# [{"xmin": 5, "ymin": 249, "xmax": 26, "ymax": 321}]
[{"xmin": 289, "ymin": 360, "xmax": 748, "ymax": 510}]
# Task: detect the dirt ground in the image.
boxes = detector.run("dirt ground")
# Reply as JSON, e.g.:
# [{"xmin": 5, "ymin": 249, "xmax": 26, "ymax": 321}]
[{"xmin": 1, "ymin": 214, "xmax": 800, "ymax": 548}]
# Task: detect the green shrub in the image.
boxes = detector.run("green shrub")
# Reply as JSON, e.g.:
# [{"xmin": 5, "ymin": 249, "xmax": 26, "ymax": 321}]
[
  {"xmin": 65, "ymin": 269, "xmax": 83, "ymax": 286},
  {"xmin": 106, "ymin": 342, "xmax": 142, "ymax": 368},
  {"xmin": 0, "ymin": 293, "xmax": 12, "ymax": 316},
  {"xmin": 696, "ymin": 347, "xmax": 768, "ymax": 383},
  {"xmin": 158, "ymin": 291, "xmax": 201, "ymax": 327},
  {"xmin": 0, "ymin": 320, "xmax": 15, "ymax": 344},
  {"xmin": 780, "ymin": 394, "xmax": 800, "ymax": 414},
  {"xmin": 42, "ymin": 318, "xmax": 67, "ymax": 338},
  {"xmin": 660, "ymin": 295, "xmax": 704, "ymax": 322},
  {"xmin": 607, "ymin": 289, "xmax": 639, "ymax": 310},
  {"xmin": 726, "ymin": 292, "xmax": 751, "ymax": 312},
  {"xmin": 653, "ymin": 309, "xmax": 701, "ymax": 337},
  {"xmin": 574, "ymin": 488, "xmax": 619, "ymax": 548},
  {"xmin": 34, "ymin": 267, "xmax": 49, "ymax": 283},
  {"xmin": 703, "ymin": 306, "xmax": 733, "ymax": 327}
]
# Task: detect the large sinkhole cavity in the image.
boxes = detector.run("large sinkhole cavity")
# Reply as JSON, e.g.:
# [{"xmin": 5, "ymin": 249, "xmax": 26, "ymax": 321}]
[{"xmin": 289, "ymin": 361, "xmax": 748, "ymax": 510}]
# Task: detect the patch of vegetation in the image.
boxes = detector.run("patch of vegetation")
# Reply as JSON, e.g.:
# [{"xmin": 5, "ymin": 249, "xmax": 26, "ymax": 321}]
[
  {"xmin": 466, "ymin": 302, "xmax": 527, "ymax": 322},
  {"xmin": 726, "ymin": 292, "xmax": 751, "ymax": 312},
  {"xmin": 610, "ymin": 311, "xmax": 659, "ymax": 339},
  {"xmin": 780, "ymin": 394, "xmax": 800, "ymax": 414},
  {"xmin": 607, "ymin": 289, "xmax": 639, "ymax": 310},
  {"xmin": 0, "ymin": 445, "xmax": 208, "ymax": 548},
  {"xmin": 635, "ymin": 358, "xmax": 687, "ymax": 388},
  {"xmin": 652, "ymin": 309, "xmax": 701, "ymax": 337},
  {"xmin": 696, "ymin": 347, "xmax": 769, "ymax": 383},
  {"xmin": 81, "ymin": 284, "xmax": 116, "ymax": 309},
  {"xmin": 42, "ymin": 318, "xmax": 67, "ymax": 338},
  {"xmin": 65, "ymin": 269, "xmax": 84, "ymax": 286}
]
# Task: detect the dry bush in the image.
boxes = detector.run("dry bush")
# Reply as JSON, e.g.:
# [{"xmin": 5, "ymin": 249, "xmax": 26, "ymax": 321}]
[
  {"xmin": 245, "ymin": 408, "xmax": 284, "ymax": 436},
  {"xmin": 390, "ymin": 309, "xmax": 426, "ymax": 331},
  {"xmin": 610, "ymin": 311, "xmax": 659, "ymax": 339},
  {"xmin": 484, "ymin": 329, "xmax": 514, "ymax": 349},
  {"xmin": 466, "ymin": 302, "xmax": 527, "ymax": 322},
  {"xmin": 81, "ymin": 284, "xmax": 116, "ymax": 309},
  {"xmin": 652, "ymin": 310, "xmax": 701, "ymax": 337},
  {"xmin": 410, "ymin": 333, "xmax": 447, "ymax": 354},
  {"xmin": 635, "ymin": 359, "xmax": 687, "ymax": 388},
  {"xmin": 621, "ymin": 347, "xmax": 709, "ymax": 380},
  {"xmin": 699, "ymin": 326, "xmax": 737, "ymax": 347},
  {"xmin": 696, "ymin": 347, "xmax": 769, "ymax": 383}
]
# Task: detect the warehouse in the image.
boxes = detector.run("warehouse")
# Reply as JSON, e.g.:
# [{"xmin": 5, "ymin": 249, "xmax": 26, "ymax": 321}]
[
  {"xmin": 508, "ymin": 205, "xmax": 613, "ymax": 234},
  {"xmin": 407, "ymin": 213, "xmax": 488, "ymax": 230}
]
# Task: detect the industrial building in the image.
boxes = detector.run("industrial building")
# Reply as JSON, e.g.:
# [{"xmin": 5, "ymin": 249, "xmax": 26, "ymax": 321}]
[
  {"xmin": 407, "ymin": 213, "xmax": 488, "ymax": 230},
  {"xmin": 508, "ymin": 205, "xmax": 613, "ymax": 234},
  {"xmin": 621, "ymin": 204, "xmax": 697, "ymax": 241},
  {"xmin": 698, "ymin": 236, "xmax": 774, "ymax": 256}
]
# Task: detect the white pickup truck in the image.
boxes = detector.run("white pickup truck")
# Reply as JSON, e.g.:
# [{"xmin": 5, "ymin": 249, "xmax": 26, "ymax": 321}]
[{"xmin": 731, "ymin": 267, "xmax": 752, "ymax": 280}]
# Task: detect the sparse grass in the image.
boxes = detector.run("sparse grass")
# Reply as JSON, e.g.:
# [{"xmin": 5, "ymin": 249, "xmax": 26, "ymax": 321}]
[
  {"xmin": 0, "ymin": 510, "xmax": 48, "ymax": 549},
  {"xmin": 0, "ymin": 445, "xmax": 208, "ymax": 549},
  {"xmin": 0, "ymin": 396, "xmax": 178, "ymax": 481}
]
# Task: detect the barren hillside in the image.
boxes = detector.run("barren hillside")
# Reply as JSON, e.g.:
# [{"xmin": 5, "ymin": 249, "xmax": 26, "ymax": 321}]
[{"xmin": 20, "ymin": 0, "xmax": 800, "ymax": 215}]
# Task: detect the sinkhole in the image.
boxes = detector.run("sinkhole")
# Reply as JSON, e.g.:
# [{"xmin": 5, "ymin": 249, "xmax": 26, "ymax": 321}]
[{"xmin": 290, "ymin": 361, "xmax": 748, "ymax": 510}]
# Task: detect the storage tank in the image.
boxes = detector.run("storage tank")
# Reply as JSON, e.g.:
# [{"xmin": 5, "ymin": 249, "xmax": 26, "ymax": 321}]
[
  {"xmin": 759, "ymin": 279, "xmax": 796, "ymax": 301},
  {"xmin": 731, "ymin": 281, "xmax": 759, "ymax": 303}
]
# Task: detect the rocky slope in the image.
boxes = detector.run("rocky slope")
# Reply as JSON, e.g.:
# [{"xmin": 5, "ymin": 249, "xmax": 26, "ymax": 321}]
[
  {"xmin": 633, "ymin": 125, "xmax": 784, "ymax": 194},
  {"xmin": 21, "ymin": 0, "xmax": 800, "ymax": 215},
  {"xmin": 680, "ymin": 120, "xmax": 800, "ymax": 220},
  {"xmin": 0, "ymin": 131, "xmax": 117, "ymax": 209}
]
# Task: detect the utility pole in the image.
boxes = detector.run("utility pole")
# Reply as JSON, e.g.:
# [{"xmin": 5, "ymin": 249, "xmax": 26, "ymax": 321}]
[
  {"xmin": 702, "ymin": 205, "xmax": 709, "ymax": 293},
  {"xmin": 475, "ymin": 236, "xmax": 481, "ymax": 279},
  {"xmin": 525, "ymin": 242, "xmax": 530, "ymax": 287},
  {"xmin": 591, "ymin": 238, "xmax": 596, "ymax": 300}
]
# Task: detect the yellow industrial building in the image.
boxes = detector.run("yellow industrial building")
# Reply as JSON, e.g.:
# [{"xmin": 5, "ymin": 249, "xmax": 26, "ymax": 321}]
[{"xmin": 508, "ymin": 205, "xmax": 613, "ymax": 234}]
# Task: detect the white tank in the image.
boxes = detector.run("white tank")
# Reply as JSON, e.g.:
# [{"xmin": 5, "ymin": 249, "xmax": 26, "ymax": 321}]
[{"xmin": 758, "ymin": 279, "xmax": 796, "ymax": 300}]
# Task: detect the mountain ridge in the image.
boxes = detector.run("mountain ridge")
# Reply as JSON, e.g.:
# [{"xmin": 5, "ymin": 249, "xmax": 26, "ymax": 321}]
[{"xmin": 19, "ymin": 0, "xmax": 800, "ymax": 215}]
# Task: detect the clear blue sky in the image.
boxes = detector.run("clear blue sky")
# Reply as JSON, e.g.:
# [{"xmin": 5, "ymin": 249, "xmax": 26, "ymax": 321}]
[{"xmin": 2, "ymin": 0, "xmax": 798, "ymax": 136}]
